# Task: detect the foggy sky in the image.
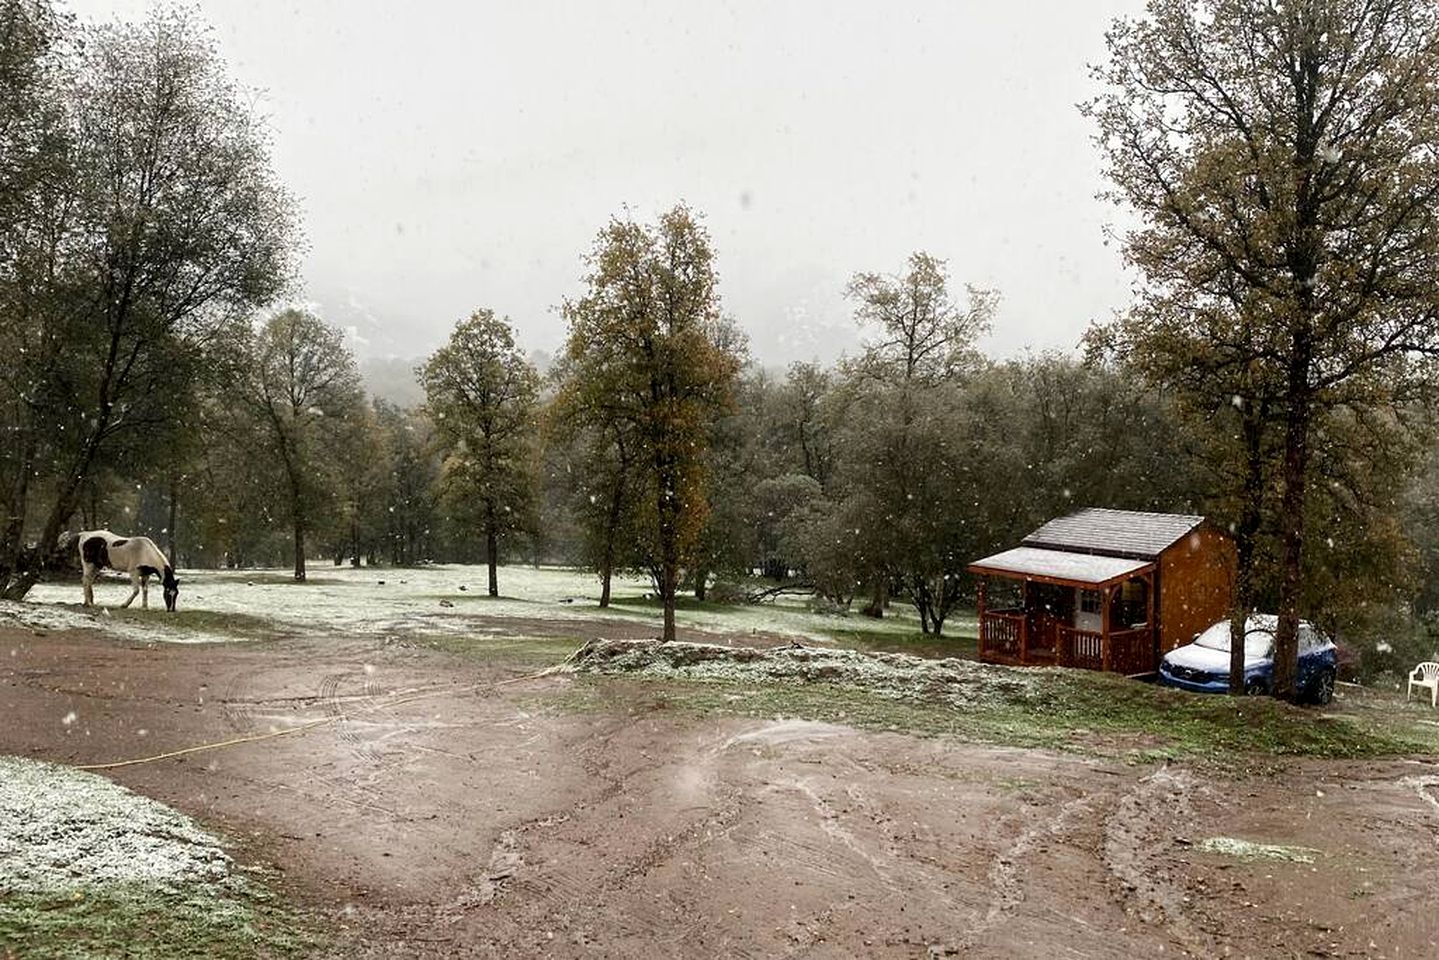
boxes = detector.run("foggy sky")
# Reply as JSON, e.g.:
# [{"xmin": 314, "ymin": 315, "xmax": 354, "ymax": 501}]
[{"xmin": 71, "ymin": 0, "xmax": 1148, "ymax": 368}]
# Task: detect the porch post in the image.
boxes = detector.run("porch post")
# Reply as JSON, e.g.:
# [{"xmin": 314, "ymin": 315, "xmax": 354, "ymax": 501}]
[
  {"xmin": 1019, "ymin": 580, "xmax": 1030, "ymax": 663},
  {"xmin": 1146, "ymin": 571, "xmax": 1157, "ymax": 669},
  {"xmin": 977, "ymin": 578, "xmax": 988, "ymax": 657},
  {"xmin": 1101, "ymin": 583, "xmax": 1113, "ymax": 673}
]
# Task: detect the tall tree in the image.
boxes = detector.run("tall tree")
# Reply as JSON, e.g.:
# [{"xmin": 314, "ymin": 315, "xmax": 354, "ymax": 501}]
[
  {"xmin": 834, "ymin": 252, "xmax": 996, "ymax": 627},
  {"xmin": 373, "ymin": 400, "xmax": 441, "ymax": 566},
  {"xmin": 768, "ymin": 362, "xmax": 838, "ymax": 493},
  {"xmin": 1088, "ymin": 0, "xmax": 1439, "ymax": 699},
  {"xmin": 0, "ymin": 6, "xmax": 295, "ymax": 598},
  {"xmin": 544, "ymin": 389, "xmax": 643, "ymax": 608},
  {"xmin": 847, "ymin": 252, "xmax": 997, "ymax": 387},
  {"xmin": 243, "ymin": 309, "xmax": 363, "ymax": 581},
  {"xmin": 420, "ymin": 309, "xmax": 539, "ymax": 597},
  {"xmin": 560, "ymin": 205, "xmax": 742, "ymax": 641},
  {"xmin": 331, "ymin": 402, "xmax": 391, "ymax": 567}
]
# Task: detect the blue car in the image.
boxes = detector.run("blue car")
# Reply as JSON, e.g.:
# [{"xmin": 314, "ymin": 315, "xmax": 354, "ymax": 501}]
[{"xmin": 1158, "ymin": 615, "xmax": 1337, "ymax": 705}]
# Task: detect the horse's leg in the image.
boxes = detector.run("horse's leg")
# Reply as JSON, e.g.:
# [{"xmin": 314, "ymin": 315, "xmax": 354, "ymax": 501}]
[
  {"xmin": 141, "ymin": 573, "xmax": 149, "ymax": 609},
  {"xmin": 121, "ymin": 570, "xmax": 140, "ymax": 608},
  {"xmin": 81, "ymin": 564, "xmax": 94, "ymax": 607}
]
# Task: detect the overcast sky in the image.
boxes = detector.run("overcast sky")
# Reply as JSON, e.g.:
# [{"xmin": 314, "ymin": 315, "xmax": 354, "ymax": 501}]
[{"xmin": 72, "ymin": 0, "xmax": 1147, "ymax": 367}]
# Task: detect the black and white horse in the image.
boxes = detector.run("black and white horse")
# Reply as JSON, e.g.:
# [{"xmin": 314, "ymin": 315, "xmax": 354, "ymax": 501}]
[{"xmin": 79, "ymin": 530, "xmax": 180, "ymax": 611}]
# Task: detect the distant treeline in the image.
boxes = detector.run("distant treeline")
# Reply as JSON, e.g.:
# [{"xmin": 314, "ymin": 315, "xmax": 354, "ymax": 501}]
[{"xmin": 8, "ymin": 0, "xmax": 1439, "ymax": 684}]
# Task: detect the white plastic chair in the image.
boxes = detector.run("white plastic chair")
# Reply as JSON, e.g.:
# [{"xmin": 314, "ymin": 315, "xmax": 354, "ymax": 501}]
[{"xmin": 1408, "ymin": 662, "xmax": 1439, "ymax": 707}]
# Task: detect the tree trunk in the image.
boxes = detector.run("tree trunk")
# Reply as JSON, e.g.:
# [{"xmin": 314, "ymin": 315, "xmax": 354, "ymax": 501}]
[
  {"xmin": 694, "ymin": 569, "xmax": 708, "ymax": 602},
  {"xmin": 485, "ymin": 500, "xmax": 499, "ymax": 598},
  {"xmin": 599, "ymin": 561, "xmax": 613, "ymax": 608},
  {"xmin": 599, "ymin": 471, "xmax": 626, "ymax": 609},
  {"xmin": 661, "ymin": 570, "xmax": 677, "ymax": 642},
  {"xmin": 1273, "ymin": 66, "xmax": 1321, "ymax": 703},
  {"xmin": 861, "ymin": 579, "xmax": 888, "ymax": 619},
  {"xmin": 1229, "ymin": 403, "xmax": 1267, "ymax": 694},
  {"xmin": 1227, "ymin": 572, "xmax": 1254, "ymax": 696},
  {"xmin": 5, "ymin": 438, "xmax": 106, "ymax": 600},
  {"xmin": 655, "ymin": 451, "xmax": 680, "ymax": 643},
  {"xmin": 0, "ymin": 431, "xmax": 38, "ymax": 596},
  {"xmin": 1273, "ymin": 392, "xmax": 1311, "ymax": 702},
  {"xmin": 166, "ymin": 475, "xmax": 179, "ymax": 568},
  {"xmin": 293, "ymin": 517, "xmax": 307, "ymax": 582},
  {"xmin": 1, "ymin": 308, "xmax": 133, "ymax": 599}
]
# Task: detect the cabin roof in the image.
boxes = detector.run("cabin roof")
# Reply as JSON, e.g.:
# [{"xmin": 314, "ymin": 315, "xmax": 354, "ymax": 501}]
[
  {"xmin": 967, "ymin": 546, "xmax": 1154, "ymax": 587},
  {"xmin": 1021, "ymin": 507, "xmax": 1206, "ymax": 560}
]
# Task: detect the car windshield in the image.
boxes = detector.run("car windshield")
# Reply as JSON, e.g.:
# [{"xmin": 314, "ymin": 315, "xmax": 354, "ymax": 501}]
[{"xmin": 1192, "ymin": 622, "xmax": 1274, "ymax": 658}]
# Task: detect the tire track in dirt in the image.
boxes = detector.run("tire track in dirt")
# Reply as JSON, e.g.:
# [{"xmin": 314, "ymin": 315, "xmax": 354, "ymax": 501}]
[
  {"xmin": 1102, "ymin": 767, "xmax": 1216, "ymax": 955},
  {"xmin": 447, "ymin": 722, "xmax": 748, "ymax": 956},
  {"xmin": 1399, "ymin": 774, "xmax": 1439, "ymax": 814},
  {"xmin": 768, "ymin": 777, "xmax": 927, "ymax": 960},
  {"xmin": 319, "ymin": 670, "xmax": 389, "ymax": 765},
  {"xmin": 219, "ymin": 669, "xmax": 258, "ymax": 733},
  {"xmin": 948, "ymin": 786, "xmax": 1106, "ymax": 953}
]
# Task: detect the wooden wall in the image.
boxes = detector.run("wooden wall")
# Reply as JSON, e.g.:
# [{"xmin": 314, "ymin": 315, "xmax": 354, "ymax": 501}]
[{"xmin": 1156, "ymin": 524, "xmax": 1236, "ymax": 654}]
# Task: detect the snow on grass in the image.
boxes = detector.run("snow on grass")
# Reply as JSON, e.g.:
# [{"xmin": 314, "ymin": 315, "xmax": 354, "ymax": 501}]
[
  {"xmin": 563, "ymin": 637, "xmax": 1041, "ymax": 710},
  {"xmin": 0, "ymin": 757, "xmax": 316, "ymax": 957},
  {"xmin": 0, "ymin": 756, "xmax": 230, "ymax": 894},
  {"xmin": 1196, "ymin": 836, "xmax": 1320, "ymax": 864},
  {"xmin": 603, "ymin": 594, "xmax": 949, "ymax": 643},
  {"xmin": 0, "ymin": 599, "xmax": 227, "ymax": 645},
  {"xmin": 15, "ymin": 564, "xmax": 969, "ymax": 649}
]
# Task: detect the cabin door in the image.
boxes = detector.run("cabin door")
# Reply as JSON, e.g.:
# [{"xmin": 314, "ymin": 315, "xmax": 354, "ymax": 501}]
[{"xmin": 1074, "ymin": 588, "xmax": 1103, "ymax": 633}]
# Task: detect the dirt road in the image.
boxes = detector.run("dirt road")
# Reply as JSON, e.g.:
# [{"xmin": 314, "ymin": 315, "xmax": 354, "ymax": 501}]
[{"xmin": 4, "ymin": 624, "xmax": 1438, "ymax": 958}]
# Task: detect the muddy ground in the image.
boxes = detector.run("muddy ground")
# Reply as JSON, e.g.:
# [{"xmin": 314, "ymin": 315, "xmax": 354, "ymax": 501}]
[{"xmin": 4, "ymin": 621, "xmax": 1438, "ymax": 959}]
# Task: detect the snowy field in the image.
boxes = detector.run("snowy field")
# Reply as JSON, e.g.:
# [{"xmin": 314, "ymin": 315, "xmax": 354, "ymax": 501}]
[
  {"xmin": 0, "ymin": 755, "xmax": 306, "ymax": 953},
  {"xmin": 8, "ymin": 564, "xmax": 962, "ymax": 647},
  {"xmin": 0, "ymin": 756, "xmax": 231, "ymax": 895}
]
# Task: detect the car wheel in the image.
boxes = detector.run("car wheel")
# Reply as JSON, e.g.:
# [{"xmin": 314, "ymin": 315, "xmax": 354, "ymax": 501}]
[
  {"xmin": 1309, "ymin": 669, "xmax": 1335, "ymax": 706},
  {"xmin": 1244, "ymin": 678, "xmax": 1268, "ymax": 697}
]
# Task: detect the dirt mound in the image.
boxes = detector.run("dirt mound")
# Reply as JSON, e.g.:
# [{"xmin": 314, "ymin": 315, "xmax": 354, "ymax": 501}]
[{"xmin": 563, "ymin": 637, "xmax": 1045, "ymax": 706}]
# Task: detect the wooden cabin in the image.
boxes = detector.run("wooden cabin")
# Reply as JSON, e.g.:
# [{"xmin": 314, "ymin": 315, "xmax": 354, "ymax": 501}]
[{"xmin": 967, "ymin": 508, "xmax": 1235, "ymax": 675}]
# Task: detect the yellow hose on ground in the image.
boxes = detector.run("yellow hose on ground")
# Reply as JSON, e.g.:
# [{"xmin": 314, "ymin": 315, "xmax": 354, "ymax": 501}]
[{"xmin": 72, "ymin": 666, "xmax": 564, "ymax": 772}]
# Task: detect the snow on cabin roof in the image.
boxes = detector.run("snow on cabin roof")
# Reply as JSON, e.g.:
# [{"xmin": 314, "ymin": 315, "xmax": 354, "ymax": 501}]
[
  {"xmin": 1021, "ymin": 508, "xmax": 1206, "ymax": 560},
  {"xmin": 967, "ymin": 546, "xmax": 1153, "ymax": 586}
]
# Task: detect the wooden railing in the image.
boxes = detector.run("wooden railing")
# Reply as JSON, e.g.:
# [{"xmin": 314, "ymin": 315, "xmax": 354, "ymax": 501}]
[
  {"xmin": 1057, "ymin": 626, "xmax": 1104, "ymax": 670},
  {"xmin": 986, "ymin": 615, "xmax": 1155, "ymax": 675},
  {"xmin": 1108, "ymin": 628, "xmax": 1155, "ymax": 675},
  {"xmin": 1058, "ymin": 626, "xmax": 1155, "ymax": 674},
  {"xmin": 980, "ymin": 610, "xmax": 1026, "ymax": 663}
]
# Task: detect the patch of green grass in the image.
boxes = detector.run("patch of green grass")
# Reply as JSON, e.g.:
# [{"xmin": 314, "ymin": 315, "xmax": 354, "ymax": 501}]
[
  {"xmin": 606, "ymin": 594, "xmax": 716, "ymax": 612},
  {"xmin": 825, "ymin": 628, "xmax": 980, "ymax": 660},
  {"xmin": 549, "ymin": 667, "xmax": 1439, "ymax": 765},
  {"xmin": 418, "ymin": 633, "xmax": 581, "ymax": 668},
  {"xmin": 104, "ymin": 607, "xmax": 281, "ymax": 639},
  {"xmin": 0, "ymin": 881, "xmax": 319, "ymax": 959}
]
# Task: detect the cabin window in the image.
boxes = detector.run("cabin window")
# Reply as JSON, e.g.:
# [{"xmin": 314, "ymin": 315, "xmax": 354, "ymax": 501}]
[{"xmin": 1079, "ymin": 590, "xmax": 1101, "ymax": 614}]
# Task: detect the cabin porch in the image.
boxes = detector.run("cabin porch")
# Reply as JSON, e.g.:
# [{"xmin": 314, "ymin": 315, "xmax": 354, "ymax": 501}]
[{"xmin": 969, "ymin": 551, "xmax": 1157, "ymax": 675}]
